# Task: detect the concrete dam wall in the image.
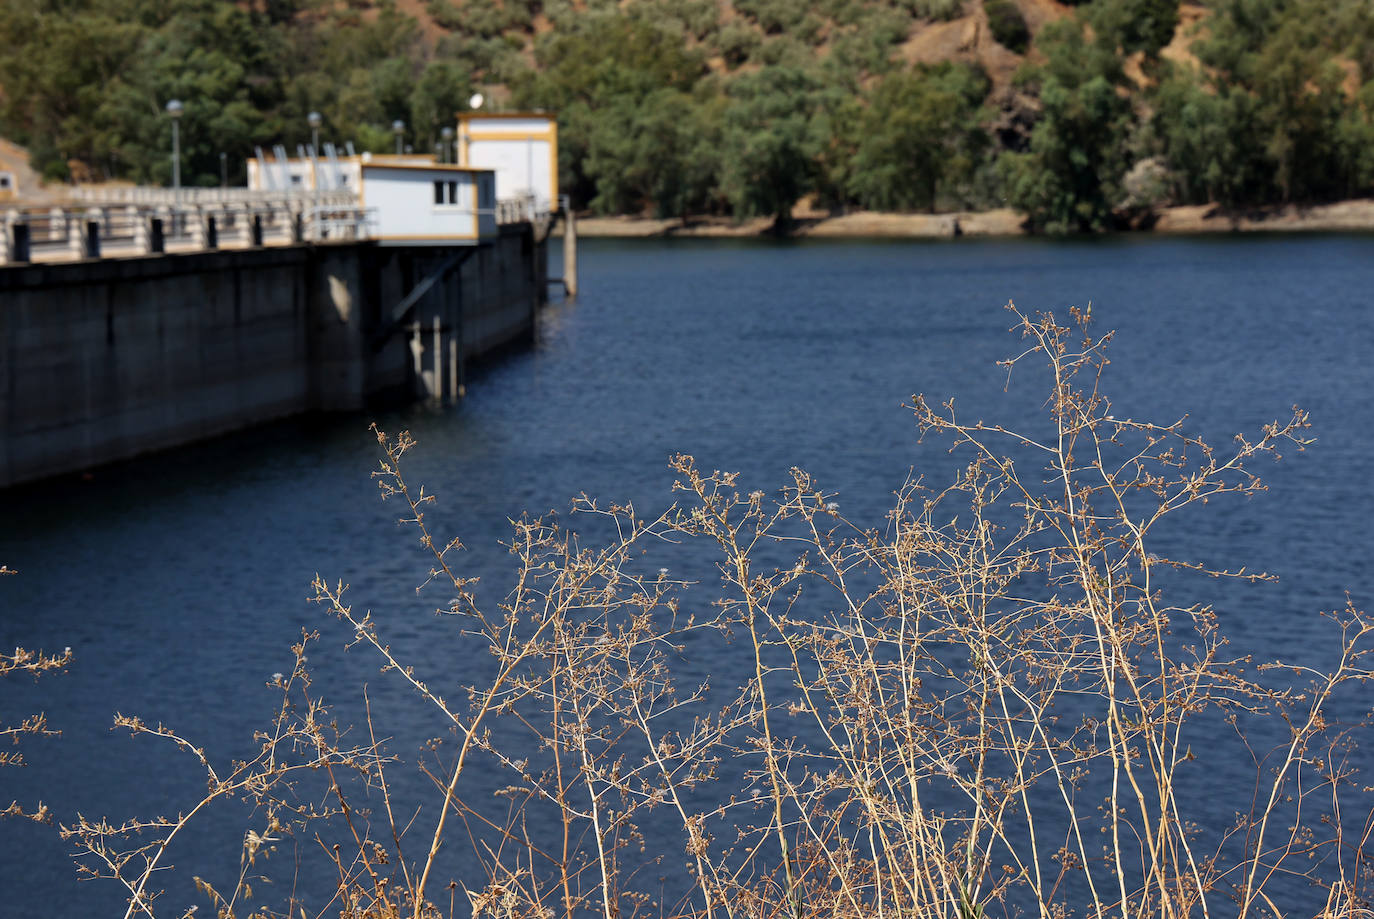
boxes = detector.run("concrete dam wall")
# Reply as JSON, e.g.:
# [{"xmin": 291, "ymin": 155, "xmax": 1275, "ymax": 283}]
[{"xmin": 0, "ymin": 223, "xmax": 546, "ymax": 488}]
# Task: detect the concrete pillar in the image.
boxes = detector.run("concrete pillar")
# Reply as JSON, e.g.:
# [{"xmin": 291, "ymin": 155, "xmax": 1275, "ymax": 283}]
[
  {"xmin": 432, "ymin": 314, "xmax": 443, "ymax": 402},
  {"xmin": 563, "ymin": 205, "xmax": 578, "ymax": 298},
  {"xmin": 409, "ymin": 321, "xmax": 424, "ymax": 398},
  {"xmin": 152, "ymin": 207, "xmax": 169, "ymax": 253},
  {"xmin": 8, "ymin": 212, "xmax": 30, "ymax": 263},
  {"xmin": 84, "ymin": 208, "xmax": 103, "ymax": 259},
  {"xmin": 448, "ymin": 338, "xmax": 459, "ymax": 403}
]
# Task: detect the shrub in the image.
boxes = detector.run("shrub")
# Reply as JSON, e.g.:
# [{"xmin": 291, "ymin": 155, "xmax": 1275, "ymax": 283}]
[
  {"xmin": 985, "ymin": 0, "xmax": 1029, "ymax": 54},
  {"xmin": 735, "ymin": 0, "xmax": 808, "ymax": 35},
  {"xmin": 714, "ymin": 22, "xmax": 761, "ymax": 67},
  {"xmin": 1119, "ymin": 155, "xmax": 1174, "ymax": 209},
  {"xmin": 901, "ymin": 0, "xmax": 966, "ymax": 22}
]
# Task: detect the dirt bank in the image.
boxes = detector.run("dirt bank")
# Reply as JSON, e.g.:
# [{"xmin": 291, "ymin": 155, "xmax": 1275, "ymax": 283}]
[
  {"xmin": 1149, "ymin": 199, "xmax": 1374, "ymax": 233},
  {"xmin": 557, "ymin": 200, "xmax": 1374, "ymax": 239}
]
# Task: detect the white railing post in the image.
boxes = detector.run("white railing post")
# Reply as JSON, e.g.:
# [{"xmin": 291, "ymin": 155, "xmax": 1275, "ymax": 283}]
[
  {"xmin": 127, "ymin": 206, "xmax": 146, "ymax": 254},
  {"xmin": 0, "ymin": 210, "xmax": 12, "ymax": 264},
  {"xmin": 66, "ymin": 209, "xmax": 85, "ymax": 259},
  {"xmin": 189, "ymin": 205, "xmax": 206, "ymax": 249}
]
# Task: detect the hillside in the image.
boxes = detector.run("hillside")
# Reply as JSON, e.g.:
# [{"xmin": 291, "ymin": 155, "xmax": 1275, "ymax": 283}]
[{"xmin": 0, "ymin": 0, "xmax": 1370, "ymax": 231}]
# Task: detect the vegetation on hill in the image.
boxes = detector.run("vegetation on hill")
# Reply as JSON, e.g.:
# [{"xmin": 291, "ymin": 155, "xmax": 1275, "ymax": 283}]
[{"xmin": 1, "ymin": 0, "xmax": 1372, "ymax": 230}]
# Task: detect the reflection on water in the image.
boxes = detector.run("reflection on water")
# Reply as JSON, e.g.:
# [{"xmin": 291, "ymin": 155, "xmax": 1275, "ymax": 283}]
[{"xmin": 3, "ymin": 234, "xmax": 1373, "ymax": 917}]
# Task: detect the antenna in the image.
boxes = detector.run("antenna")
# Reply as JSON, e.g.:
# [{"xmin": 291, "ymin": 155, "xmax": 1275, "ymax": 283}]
[
  {"xmin": 324, "ymin": 143, "xmax": 343, "ymax": 191},
  {"xmin": 273, "ymin": 145, "xmax": 291, "ymax": 189},
  {"xmin": 254, "ymin": 146, "xmax": 275, "ymax": 190}
]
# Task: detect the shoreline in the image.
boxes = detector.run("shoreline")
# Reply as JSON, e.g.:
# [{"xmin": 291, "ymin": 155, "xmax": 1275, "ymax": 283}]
[{"xmin": 555, "ymin": 199, "xmax": 1374, "ymax": 238}]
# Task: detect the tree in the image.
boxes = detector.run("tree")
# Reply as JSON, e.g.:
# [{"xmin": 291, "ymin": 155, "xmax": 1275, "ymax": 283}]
[
  {"xmin": 1000, "ymin": 19, "xmax": 1135, "ymax": 231},
  {"xmin": 849, "ymin": 62, "xmax": 990, "ymax": 212},
  {"xmin": 718, "ymin": 66, "xmax": 827, "ymax": 225},
  {"xmin": 511, "ymin": 14, "xmax": 707, "ymax": 210},
  {"xmin": 1089, "ymin": 0, "xmax": 1180, "ymax": 59},
  {"xmin": 409, "ymin": 60, "xmax": 472, "ymax": 156}
]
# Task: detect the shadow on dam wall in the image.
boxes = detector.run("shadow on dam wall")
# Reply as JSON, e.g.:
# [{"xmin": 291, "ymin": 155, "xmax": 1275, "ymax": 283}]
[{"xmin": 0, "ymin": 223, "xmax": 547, "ymax": 488}]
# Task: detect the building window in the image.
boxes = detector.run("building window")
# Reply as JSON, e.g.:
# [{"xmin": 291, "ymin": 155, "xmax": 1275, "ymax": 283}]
[
  {"xmin": 0, "ymin": 174, "xmax": 11, "ymax": 189},
  {"xmin": 434, "ymin": 180, "xmax": 460, "ymax": 205}
]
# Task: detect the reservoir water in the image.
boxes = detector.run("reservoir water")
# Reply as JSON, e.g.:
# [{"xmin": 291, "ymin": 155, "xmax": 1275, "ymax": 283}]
[{"xmin": 3, "ymin": 234, "xmax": 1374, "ymax": 917}]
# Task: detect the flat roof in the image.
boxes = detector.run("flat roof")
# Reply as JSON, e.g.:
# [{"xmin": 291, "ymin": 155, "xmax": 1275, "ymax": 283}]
[
  {"xmin": 361, "ymin": 162, "xmax": 491, "ymax": 174},
  {"xmin": 456, "ymin": 112, "xmax": 554, "ymax": 121}
]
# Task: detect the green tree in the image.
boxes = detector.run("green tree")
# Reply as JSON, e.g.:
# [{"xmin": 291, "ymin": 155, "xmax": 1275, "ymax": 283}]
[
  {"xmin": 849, "ymin": 62, "xmax": 991, "ymax": 212},
  {"xmin": 581, "ymin": 88, "xmax": 722, "ymax": 217},
  {"xmin": 1088, "ymin": 0, "xmax": 1179, "ymax": 58},
  {"xmin": 718, "ymin": 66, "xmax": 826, "ymax": 225},
  {"xmin": 409, "ymin": 60, "xmax": 472, "ymax": 156},
  {"xmin": 512, "ymin": 14, "xmax": 706, "ymax": 209},
  {"xmin": 1151, "ymin": 71, "xmax": 1268, "ymax": 205},
  {"xmin": 1154, "ymin": 0, "xmax": 1373, "ymax": 204},
  {"xmin": 999, "ymin": 20, "xmax": 1135, "ymax": 231}
]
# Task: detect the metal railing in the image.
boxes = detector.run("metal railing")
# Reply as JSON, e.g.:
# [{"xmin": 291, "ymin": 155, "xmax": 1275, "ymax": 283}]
[
  {"xmin": 495, "ymin": 194, "xmax": 554, "ymax": 225},
  {"xmin": 0, "ymin": 192, "xmax": 543, "ymax": 266},
  {"xmin": 70, "ymin": 186, "xmax": 358, "ymax": 207}
]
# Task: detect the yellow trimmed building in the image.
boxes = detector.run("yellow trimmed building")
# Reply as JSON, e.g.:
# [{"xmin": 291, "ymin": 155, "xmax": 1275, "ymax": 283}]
[{"xmin": 457, "ymin": 113, "xmax": 558, "ymax": 214}]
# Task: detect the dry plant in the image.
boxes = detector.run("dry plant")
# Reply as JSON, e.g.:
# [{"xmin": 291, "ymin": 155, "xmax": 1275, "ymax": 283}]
[
  {"xmin": 2, "ymin": 563, "xmax": 73, "ymax": 822},
  {"xmin": 57, "ymin": 633, "xmax": 386, "ymax": 919},
  {"xmin": 44, "ymin": 305, "xmax": 1374, "ymax": 919}
]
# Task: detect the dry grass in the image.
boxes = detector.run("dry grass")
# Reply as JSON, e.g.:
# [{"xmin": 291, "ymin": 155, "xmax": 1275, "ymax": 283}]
[
  {"xmin": 35, "ymin": 305, "xmax": 1374, "ymax": 919},
  {"xmin": 1, "ymin": 572, "xmax": 72, "ymax": 821}
]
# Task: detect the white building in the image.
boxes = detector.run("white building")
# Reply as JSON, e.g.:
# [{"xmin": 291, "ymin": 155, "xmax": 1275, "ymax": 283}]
[
  {"xmin": 360, "ymin": 162, "xmax": 495, "ymax": 244},
  {"xmin": 247, "ymin": 151, "xmax": 496, "ymax": 245},
  {"xmin": 457, "ymin": 113, "xmax": 558, "ymax": 214}
]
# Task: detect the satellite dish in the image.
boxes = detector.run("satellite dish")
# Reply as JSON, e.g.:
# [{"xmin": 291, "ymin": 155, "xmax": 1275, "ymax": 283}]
[{"xmin": 469, "ymin": 93, "xmax": 484, "ymax": 110}]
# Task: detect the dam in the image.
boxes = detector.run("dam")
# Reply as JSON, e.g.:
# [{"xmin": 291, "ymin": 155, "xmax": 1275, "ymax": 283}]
[{"xmin": 0, "ymin": 163, "xmax": 562, "ymax": 488}]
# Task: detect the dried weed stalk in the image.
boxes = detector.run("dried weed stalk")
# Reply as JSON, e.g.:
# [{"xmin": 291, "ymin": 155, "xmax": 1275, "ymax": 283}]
[{"xmin": 2, "ymin": 563, "xmax": 72, "ymax": 821}]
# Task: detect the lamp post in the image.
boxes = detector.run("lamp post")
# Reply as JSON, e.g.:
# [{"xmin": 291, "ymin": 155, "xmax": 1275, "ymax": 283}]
[
  {"xmin": 440, "ymin": 126, "xmax": 454, "ymax": 164},
  {"xmin": 392, "ymin": 119, "xmax": 405, "ymax": 156},
  {"xmin": 219, "ymin": 152, "xmax": 227, "ymax": 188},
  {"xmin": 166, "ymin": 99, "xmax": 183, "ymax": 200},
  {"xmin": 462, "ymin": 93, "xmax": 484, "ymax": 166},
  {"xmin": 306, "ymin": 111, "xmax": 325, "ymax": 239}
]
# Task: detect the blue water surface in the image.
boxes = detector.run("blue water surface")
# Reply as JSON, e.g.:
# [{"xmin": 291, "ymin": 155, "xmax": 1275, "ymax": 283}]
[{"xmin": 3, "ymin": 233, "xmax": 1373, "ymax": 917}]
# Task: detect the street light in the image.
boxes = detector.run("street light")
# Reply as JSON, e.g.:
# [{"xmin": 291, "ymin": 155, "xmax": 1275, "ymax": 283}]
[
  {"xmin": 219, "ymin": 152, "xmax": 227, "ymax": 188},
  {"xmin": 166, "ymin": 99, "xmax": 183, "ymax": 199},
  {"xmin": 440, "ymin": 125, "xmax": 454, "ymax": 164},
  {"xmin": 307, "ymin": 110, "xmax": 324, "ymax": 204},
  {"xmin": 307, "ymin": 111, "xmax": 322, "ymax": 157},
  {"xmin": 392, "ymin": 119, "xmax": 405, "ymax": 156},
  {"xmin": 461, "ymin": 93, "xmax": 484, "ymax": 166}
]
